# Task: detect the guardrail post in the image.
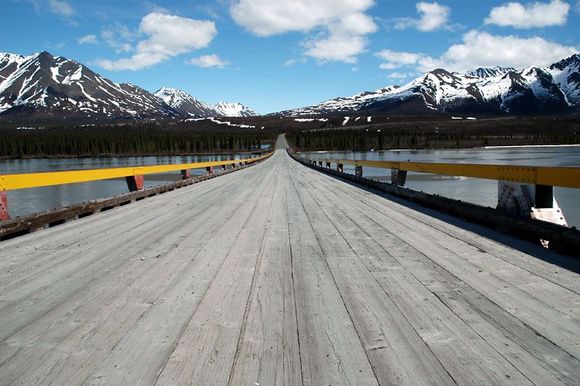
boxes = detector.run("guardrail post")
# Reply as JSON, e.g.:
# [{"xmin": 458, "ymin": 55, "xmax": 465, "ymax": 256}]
[
  {"xmin": 318, "ymin": 161, "xmax": 322, "ymax": 167},
  {"xmin": 0, "ymin": 191, "xmax": 9, "ymax": 221},
  {"xmin": 337, "ymin": 163, "xmax": 344, "ymax": 173},
  {"xmin": 125, "ymin": 175, "xmax": 144, "ymax": 192},
  {"xmin": 181, "ymin": 169, "xmax": 191, "ymax": 180},
  {"xmin": 206, "ymin": 166, "xmax": 214, "ymax": 175},
  {"xmin": 326, "ymin": 162, "xmax": 331, "ymax": 168},
  {"xmin": 355, "ymin": 165, "xmax": 363, "ymax": 178},
  {"xmin": 221, "ymin": 164, "xmax": 227, "ymax": 172},
  {"xmin": 391, "ymin": 169, "xmax": 407, "ymax": 186},
  {"xmin": 535, "ymin": 185, "xmax": 553, "ymax": 208}
]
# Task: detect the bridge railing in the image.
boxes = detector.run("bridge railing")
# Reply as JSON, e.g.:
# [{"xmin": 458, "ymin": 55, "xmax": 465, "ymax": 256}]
[
  {"xmin": 298, "ymin": 155, "xmax": 580, "ymax": 227},
  {"xmin": 0, "ymin": 152, "xmax": 272, "ymax": 221}
]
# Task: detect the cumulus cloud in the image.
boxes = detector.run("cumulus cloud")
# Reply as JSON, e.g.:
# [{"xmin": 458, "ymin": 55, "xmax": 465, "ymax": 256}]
[
  {"xmin": 97, "ymin": 12, "xmax": 217, "ymax": 71},
  {"xmin": 101, "ymin": 24, "xmax": 136, "ymax": 53},
  {"xmin": 485, "ymin": 0, "xmax": 570, "ymax": 28},
  {"xmin": 394, "ymin": 2, "xmax": 450, "ymax": 31},
  {"xmin": 229, "ymin": 0, "xmax": 377, "ymax": 63},
  {"xmin": 187, "ymin": 54, "xmax": 228, "ymax": 68},
  {"xmin": 77, "ymin": 34, "xmax": 97, "ymax": 45},
  {"xmin": 377, "ymin": 30, "xmax": 577, "ymax": 73},
  {"xmin": 48, "ymin": 0, "xmax": 74, "ymax": 17}
]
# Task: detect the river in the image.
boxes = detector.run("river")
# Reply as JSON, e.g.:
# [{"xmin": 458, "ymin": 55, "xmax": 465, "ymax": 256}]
[
  {"xmin": 1, "ymin": 153, "xmax": 262, "ymax": 219},
  {"xmin": 300, "ymin": 145, "xmax": 580, "ymax": 228}
]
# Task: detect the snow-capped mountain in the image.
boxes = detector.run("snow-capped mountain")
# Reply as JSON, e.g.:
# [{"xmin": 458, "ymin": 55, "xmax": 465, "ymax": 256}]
[
  {"xmin": 0, "ymin": 51, "xmax": 260, "ymax": 121},
  {"xmin": 282, "ymin": 54, "xmax": 580, "ymax": 116},
  {"xmin": 154, "ymin": 87, "xmax": 216, "ymax": 117},
  {"xmin": 155, "ymin": 88, "xmax": 258, "ymax": 117},
  {"xmin": 214, "ymin": 101, "xmax": 257, "ymax": 117},
  {"xmin": 0, "ymin": 51, "xmax": 176, "ymax": 119}
]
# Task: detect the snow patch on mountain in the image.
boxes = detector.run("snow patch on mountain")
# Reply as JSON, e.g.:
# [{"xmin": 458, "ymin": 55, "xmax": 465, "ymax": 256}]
[
  {"xmin": 281, "ymin": 54, "xmax": 579, "ymax": 116},
  {"xmin": 214, "ymin": 101, "xmax": 257, "ymax": 117}
]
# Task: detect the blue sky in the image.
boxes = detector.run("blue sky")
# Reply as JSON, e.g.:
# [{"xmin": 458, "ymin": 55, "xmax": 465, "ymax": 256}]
[{"xmin": 2, "ymin": 0, "xmax": 579, "ymax": 113}]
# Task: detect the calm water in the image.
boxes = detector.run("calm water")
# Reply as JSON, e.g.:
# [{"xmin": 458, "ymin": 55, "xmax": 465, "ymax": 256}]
[
  {"xmin": 301, "ymin": 146, "xmax": 580, "ymax": 228},
  {"xmin": 1, "ymin": 153, "xmax": 262, "ymax": 219}
]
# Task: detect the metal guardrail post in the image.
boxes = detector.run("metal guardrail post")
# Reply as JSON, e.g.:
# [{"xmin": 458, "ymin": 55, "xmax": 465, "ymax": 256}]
[
  {"xmin": 126, "ymin": 175, "xmax": 144, "ymax": 192},
  {"xmin": 391, "ymin": 169, "xmax": 407, "ymax": 186},
  {"xmin": 535, "ymin": 185, "xmax": 554, "ymax": 208},
  {"xmin": 0, "ymin": 191, "xmax": 9, "ymax": 221}
]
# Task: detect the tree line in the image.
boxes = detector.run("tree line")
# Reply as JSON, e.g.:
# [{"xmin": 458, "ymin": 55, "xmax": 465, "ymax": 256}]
[
  {"xmin": 286, "ymin": 126, "xmax": 580, "ymax": 151},
  {"xmin": 0, "ymin": 127, "xmax": 276, "ymax": 158}
]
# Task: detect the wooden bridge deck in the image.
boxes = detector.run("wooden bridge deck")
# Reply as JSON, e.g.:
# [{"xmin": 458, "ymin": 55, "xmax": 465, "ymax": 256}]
[{"xmin": 1, "ymin": 142, "xmax": 579, "ymax": 385}]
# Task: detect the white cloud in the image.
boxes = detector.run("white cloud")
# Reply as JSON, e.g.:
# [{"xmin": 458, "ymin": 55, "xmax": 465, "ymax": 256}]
[
  {"xmin": 229, "ymin": 0, "xmax": 377, "ymax": 63},
  {"xmin": 97, "ymin": 12, "xmax": 217, "ymax": 71},
  {"xmin": 187, "ymin": 54, "xmax": 228, "ymax": 68},
  {"xmin": 101, "ymin": 24, "xmax": 136, "ymax": 53},
  {"xmin": 304, "ymin": 33, "xmax": 368, "ymax": 63},
  {"xmin": 377, "ymin": 50, "xmax": 425, "ymax": 69},
  {"xmin": 387, "ymin": 72, "xmax": 416, "ymax": 79},
  {"xmin": 485, "ymin": 0, "xmax": 570, "ymax": 29},
  {"xmin": 230, "ymin": 0, "xmax": 375, "ymax": 36},
  {"xmin": 394, "ymin": 2, "xmax": 450, "ymax": 32},
  {"xmin": 377, "ymin": 30, "xmax": 577, "ymax": 73},
  {"xmin": 48, "ymin": 0, "xmax": 74, "ymax": 17},
  {"xmin": 77, "ymin": 34, "xmax": 97, "ymax": 45}
]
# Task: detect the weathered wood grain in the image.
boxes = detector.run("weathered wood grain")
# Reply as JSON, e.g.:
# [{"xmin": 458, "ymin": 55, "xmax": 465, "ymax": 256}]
[{"xmin": 0, "ymin": 143, "xmax": 579, "ymax": 385}]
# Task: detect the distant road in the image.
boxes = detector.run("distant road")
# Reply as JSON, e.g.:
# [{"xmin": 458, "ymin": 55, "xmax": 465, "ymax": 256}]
[{"xmin": 0, "ymin": 136, "xmax": 579, "ymax": 385}]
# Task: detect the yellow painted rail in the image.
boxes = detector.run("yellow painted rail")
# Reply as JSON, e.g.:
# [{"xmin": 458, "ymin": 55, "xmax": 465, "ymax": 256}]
[
  {"xmin": 0, "ymin": 152, "xmax": 272, "ymax": 191},
  {"xmin": 307, "ymin": 158, "xmax": 580, "ymax": 189}
]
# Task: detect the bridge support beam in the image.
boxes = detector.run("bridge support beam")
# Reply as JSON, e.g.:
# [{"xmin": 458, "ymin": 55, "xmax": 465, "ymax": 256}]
[
  {"xmin": 355, "ymin": 165, "xmax": 363, "ymax": 178},
  {"xmin": 181, "ymin": 169, "xmax": 191, "ymax": 180},
  {"xmin": 391, "ymin": 169, "xmax": 407, "ymax": 186},
  {"xmin": 0, "ymin": 191, "xmax": 9, "ymax": 221},
  {"xmin": 337, "ymin": 163, "xmax": 344, "ymax": 173},
  {"xmin": 126, "ymin": 175, "xmax": 144, "ymax": 192}
]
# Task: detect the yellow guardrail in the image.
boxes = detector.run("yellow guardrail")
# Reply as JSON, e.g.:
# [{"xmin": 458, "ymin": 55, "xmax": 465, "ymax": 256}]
[
  {"xmin": 0, "ymin": 152, "xmax": 272, "ymax": 191},
  {"xmin": 307, "ymin": 158, "xmax": 580, "ymax": 189}
]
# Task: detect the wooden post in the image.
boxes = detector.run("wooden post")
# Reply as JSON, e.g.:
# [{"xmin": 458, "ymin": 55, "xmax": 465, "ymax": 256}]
[{"xmin": 0, "ymin": 191, "xmax": 9, "ymax": 221}]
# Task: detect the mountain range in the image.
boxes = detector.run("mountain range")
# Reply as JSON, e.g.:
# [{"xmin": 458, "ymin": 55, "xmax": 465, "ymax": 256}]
[
  {"xmin": 282, "ymin": 54, "xmax": 580, "ymax": 116},
  {"xmin": 0, "ymin": 50, "xmax": 579, "ymax": 121},
  {"xmin": 0, "ymin": 51, "xmax": 257, "ymax": 121}
]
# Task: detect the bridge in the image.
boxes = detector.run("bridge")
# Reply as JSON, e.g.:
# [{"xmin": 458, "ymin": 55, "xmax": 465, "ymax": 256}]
[{"xmin": 0, "ymin": 136, "xmax": 579, "ymax": 385}]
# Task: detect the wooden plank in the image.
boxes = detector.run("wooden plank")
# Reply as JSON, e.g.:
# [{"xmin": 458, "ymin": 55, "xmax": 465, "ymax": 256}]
[
  {"xmin": 285, "ymin": 165, "xmax": 379, "ymax": 386},
  {"xmin": 287, "ymin": 167, "xmax": 453, "ymax": 385},
  {"xmin": 227, "ymin": 166, "xmax": 302, "ymax": 385},
  {"xmin": 290, "ymin": 162, "xmax": 533, "ymax": 384},
  {"xmin": 83, "ymin": 164, "xmax": 276, "ymax": 385},
  {"xmin": 296, "ymin": 159, "xmax": 580, "ymax": 384},
  {"xmin": 154, "ymin": 158, "xmax": 279, "ymax": 385},
  {"xmin": 0, "ymin": 163, "xmax": 273, "ymax": 384}
]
